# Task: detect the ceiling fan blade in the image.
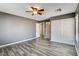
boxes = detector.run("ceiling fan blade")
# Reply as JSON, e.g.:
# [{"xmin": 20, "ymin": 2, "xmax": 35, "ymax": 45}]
[
  {"xmin": 31, "ymin": 6, "xmax": 35, "ymax": 10},
  {"xmin": 32, "ymin": 13, "xmax": 34, "ymax": 15},
  {"xmin": 38, "ymin": 9, "xmax": 44, "ymax": 11},
  {"xmin": 38, "ymin": 12, "xmax": 42, "ymax": 15},
  {"xmin": 25, "ymin": 11, "xmax": 32, "ymax": 12},
  {"xmin": 31, "ymin": 6, "xmax": 38, "ymax": 11}
]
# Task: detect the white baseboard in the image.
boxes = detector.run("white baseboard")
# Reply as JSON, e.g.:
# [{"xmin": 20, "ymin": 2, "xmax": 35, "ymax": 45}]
[
  {"xmin": 50, "ymin": 40, "xmax": 75, "ymax": 46},
  {"xmin": 75, "ymin": 45, "xmax": 79, "ymax": 56},
  {"xmin": 0, "ymin": 37, "xmax": 38, "ymax": 48}
]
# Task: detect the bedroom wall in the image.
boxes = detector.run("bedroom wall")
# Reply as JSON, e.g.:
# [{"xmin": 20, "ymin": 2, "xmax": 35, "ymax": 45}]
[{"xmin": 0, "ymin": 12, "xmax": 36, "ymax": 46}]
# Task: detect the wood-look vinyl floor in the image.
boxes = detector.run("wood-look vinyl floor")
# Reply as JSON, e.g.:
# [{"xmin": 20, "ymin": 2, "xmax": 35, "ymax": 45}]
[{"xmin": 0, "ymin": 38, "xmax": 77, "ymax": 56}]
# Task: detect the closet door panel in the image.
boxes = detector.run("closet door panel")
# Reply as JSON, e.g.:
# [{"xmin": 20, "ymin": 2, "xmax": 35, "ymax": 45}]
[{"xmin": 51, "ymin": 18, "xmax": 75, "ymax": 45}]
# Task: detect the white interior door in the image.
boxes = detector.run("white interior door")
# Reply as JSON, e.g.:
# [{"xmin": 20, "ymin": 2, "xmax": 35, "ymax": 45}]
[
  {"xmin": 51, "ymin": 18, "xmax": 75, "ymax": 45},
  {"xmin": 36, "ymin": 23, "xmax": 40, "ymax": 37}
]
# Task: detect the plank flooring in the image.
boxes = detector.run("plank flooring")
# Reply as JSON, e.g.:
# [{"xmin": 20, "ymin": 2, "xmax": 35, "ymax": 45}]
[{"xmin": 0, "ymin": 38, "xmax": 77, "ymax": 56}]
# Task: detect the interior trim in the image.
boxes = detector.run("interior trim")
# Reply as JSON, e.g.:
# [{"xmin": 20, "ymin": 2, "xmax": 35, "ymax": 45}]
[
  {"xmin": 50, "ymin": 13, "xmax": 75, "ymax": 20},
  {"xmin": 75, "ymin": 4, "xmax": 79, "ymax": 56},
  {"xmin": 75, "ymin": 44, "xmax": 79, "ymax": 56},
  {"xmin": 0, "ymin": 37, "xmax": 38, "ymax": 48},
  {"xmin": 38, "ymin": 13, "xmax": 75, "ymax": 23},
  {"xmin": 76, "ymin": 4, "xmax": 79, "ymax": 13}
]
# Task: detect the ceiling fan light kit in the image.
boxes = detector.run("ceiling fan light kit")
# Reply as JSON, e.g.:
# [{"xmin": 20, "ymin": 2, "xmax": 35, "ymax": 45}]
[{"xmin": 26, "ymin": 6, "xmax": 44, "ymax": 15}]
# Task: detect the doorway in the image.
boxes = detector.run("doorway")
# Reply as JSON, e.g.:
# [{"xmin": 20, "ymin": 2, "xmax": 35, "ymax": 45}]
[{"xmin": 36, "ymin": 21, "xmax": 51, "ymax": 40}]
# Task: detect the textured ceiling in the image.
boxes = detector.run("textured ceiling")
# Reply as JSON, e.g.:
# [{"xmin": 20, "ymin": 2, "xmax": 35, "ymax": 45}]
[{"xmin": 0, "ymin": 3, "xmax": 78, "ymax": 21}]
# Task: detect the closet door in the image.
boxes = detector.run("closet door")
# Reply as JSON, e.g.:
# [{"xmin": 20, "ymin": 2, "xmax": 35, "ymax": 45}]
[
  {"xmin": 45, "ymin": 22, "xmax": 51, "ymax": 39},
  {"xmin": 61, "ymin": 18, "xmax": 75, "ymax": 45},
  {"xmin": 36, "ymin": 23, "xmax": 40, "ymax": 37},
  {"xmin": 51, "ymin": 18, "xmax": 75, "ymax": 45},
  {"xmin": 51, "ymin": 20, "xmax": 62, "ymax": 41}
]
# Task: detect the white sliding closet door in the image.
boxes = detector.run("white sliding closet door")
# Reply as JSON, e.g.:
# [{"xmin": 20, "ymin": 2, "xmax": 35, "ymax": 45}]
[
  {"xmin": 36, "ymin": 23, "xmax": 40, "ymax": 37},
  {"xmin": 51, "ymin": 18, "xmax": 75, "ymax": 45}
]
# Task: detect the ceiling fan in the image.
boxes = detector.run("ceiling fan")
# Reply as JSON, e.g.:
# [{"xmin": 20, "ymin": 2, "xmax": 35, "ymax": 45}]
[{"xmin": 26, "ymin": 6, "xmax": 44, "ymax": 15}]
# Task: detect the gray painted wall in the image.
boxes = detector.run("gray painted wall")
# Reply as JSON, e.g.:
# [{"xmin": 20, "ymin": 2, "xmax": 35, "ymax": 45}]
[{"xmin": 0, "ymin": 12, "xmax": 36, "ymax": 46}]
